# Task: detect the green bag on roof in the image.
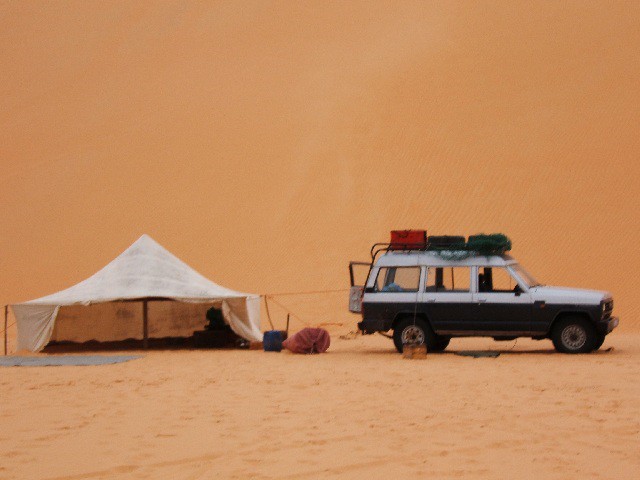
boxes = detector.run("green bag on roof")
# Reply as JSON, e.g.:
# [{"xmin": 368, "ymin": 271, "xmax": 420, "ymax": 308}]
[
  {"xmin": 466, "ymin": 233, "xmax": 512, "ymax": 255},
  {"xmin": 431, "ymin": 233, "xmax": 512, "ymax": 260}
]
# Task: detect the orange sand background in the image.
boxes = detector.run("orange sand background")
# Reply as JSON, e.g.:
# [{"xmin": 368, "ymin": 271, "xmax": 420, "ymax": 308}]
[
  {"xmin": 1, "ymin": 2, "xmax": 639, "ymax": 478},
  {"xmin": 1, "ymin": 1, "xmax": 638, "ymax": 334}
]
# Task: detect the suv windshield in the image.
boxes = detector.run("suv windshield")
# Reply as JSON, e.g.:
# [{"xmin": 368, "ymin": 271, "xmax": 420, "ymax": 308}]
[{"xmin": 510, "ymin": 263, "xmax": 541, "ymax": 287}]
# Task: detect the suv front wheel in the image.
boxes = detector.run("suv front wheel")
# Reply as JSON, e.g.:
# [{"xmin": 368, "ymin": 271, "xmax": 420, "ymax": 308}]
[
  {"xmin": 393, "ymin": 318, "xmax": 444, "ymax": 353},
  {"xmin": 552, "ymin": 317, "xmax": 597, "ymax": 354}
]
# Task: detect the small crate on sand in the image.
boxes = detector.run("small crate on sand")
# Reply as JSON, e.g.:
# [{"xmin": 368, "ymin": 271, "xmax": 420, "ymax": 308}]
[{"xmin": 402, "ymin": 343, "xmax": 427, "ymax": 359}]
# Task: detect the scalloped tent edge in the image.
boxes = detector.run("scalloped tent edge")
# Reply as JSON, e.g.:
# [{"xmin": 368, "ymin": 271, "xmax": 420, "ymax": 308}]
[{"xmin": 10, "ymin": 234, "xmax": 262, "ymax": 352}]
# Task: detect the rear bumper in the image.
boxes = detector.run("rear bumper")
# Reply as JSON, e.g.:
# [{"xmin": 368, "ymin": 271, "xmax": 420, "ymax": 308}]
[{"xmin": 357, "ymin": 318, "xmax": 389, "ymax": 334}]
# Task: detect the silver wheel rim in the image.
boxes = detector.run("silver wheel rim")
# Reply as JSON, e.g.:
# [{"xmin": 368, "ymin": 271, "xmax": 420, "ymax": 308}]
[
  {"xmin": 561, "ymin": 325, "xmax": 587, "ymax": 350},
  {"xmin": 402, "ymin": 325, "xmax": 425, "ymax": 345}
]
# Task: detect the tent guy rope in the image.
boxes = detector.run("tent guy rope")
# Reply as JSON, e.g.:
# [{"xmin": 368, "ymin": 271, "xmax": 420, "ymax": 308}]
[
  {"xmin": 261, "ymin": 288, "xmax": 350, "ymax": 297},
  {"xmin": 259, "ymin": 288, "xmax": 349, "ymax": 331},
  {"xmin": 262, "ymin": 295, "xmax": 311, "ymax": 328},
  {"xmin": 4, "ymin": 305, "xmax": 7, "ymax": 356}
]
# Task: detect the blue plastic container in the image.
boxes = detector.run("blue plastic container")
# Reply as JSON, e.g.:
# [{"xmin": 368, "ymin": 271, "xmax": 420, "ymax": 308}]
[{"xmin": 263, "ymin": 330, "xmax": 283, "ymax": 352}]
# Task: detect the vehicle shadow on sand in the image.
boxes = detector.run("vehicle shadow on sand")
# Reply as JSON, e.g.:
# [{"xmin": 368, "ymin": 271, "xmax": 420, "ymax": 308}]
[{"xmin": 355, "ymin": 346, "xmax": 616, "ymax": 356}]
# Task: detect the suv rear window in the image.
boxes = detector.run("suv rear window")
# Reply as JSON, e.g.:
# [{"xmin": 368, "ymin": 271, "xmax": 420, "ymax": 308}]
[
  {"xmin": 426, "ymin": 267, "xmax": 471, "ymax": 292},
  {"xmin": 375, "ymin": 267, "xmax": 421, "ymax": 292}
]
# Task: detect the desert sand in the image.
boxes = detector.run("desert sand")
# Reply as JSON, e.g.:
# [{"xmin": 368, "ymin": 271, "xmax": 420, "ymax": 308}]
[
  {"xmin": 1, "ymin": 332, "xmax": 639, "ymax": 479},
  {"xmin": 1, "ymin": 1, "xmax": 639, "ymax": 479}
]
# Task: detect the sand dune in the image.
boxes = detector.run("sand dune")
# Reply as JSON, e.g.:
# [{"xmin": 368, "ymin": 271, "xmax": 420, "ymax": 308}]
[{"xmin": 0, "ymin": 1, "xmax": 638, "ymax": 332}]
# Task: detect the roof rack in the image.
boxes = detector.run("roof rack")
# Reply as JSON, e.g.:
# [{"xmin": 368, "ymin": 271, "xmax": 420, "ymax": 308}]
[
  {"xmin": 370, "ymin": 242, "xmax": 462, "ymax": 263},
  {"xmin": 370, "ymin": 233, "xmax": 512, "ymax": 263}
]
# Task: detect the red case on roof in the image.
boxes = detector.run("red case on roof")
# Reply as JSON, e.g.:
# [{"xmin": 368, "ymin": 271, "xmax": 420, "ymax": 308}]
[{"xmin": 389, "ymin": 230, "xmax": 427, "ymax": 250}]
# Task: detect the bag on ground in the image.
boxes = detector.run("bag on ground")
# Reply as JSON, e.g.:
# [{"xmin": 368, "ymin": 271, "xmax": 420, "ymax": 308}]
[{"xmin": 282, "ymin": 328, "xmax": 330, "ymax": 354}]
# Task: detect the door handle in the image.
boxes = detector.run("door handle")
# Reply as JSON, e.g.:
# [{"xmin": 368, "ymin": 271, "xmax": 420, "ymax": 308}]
[
  {"xmin": 477, "ymin": 299, "xmax": 487, "ymax": 303},
  {"xmin": 426, "ymin": 299, "xmax": 436, "ymax": 303}
]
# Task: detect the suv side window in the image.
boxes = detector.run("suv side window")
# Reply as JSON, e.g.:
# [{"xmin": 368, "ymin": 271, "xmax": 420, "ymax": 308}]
[
  {"xmin": 426, "ymin": 267, "xmax": 471, "ymax": 292},
  {"xmin": 478, "ymin": 267, "xmax": 518, "ymax": 292},
  {"xmin": 375, "ymin": 267, "xmax": 421, "ymax": 292}
]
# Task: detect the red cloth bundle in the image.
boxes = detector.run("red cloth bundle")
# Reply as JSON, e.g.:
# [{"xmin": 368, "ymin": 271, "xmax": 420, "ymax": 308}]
[{"xmin": 282, "ymin": 328, "xmax": 331, "ymax": 354}]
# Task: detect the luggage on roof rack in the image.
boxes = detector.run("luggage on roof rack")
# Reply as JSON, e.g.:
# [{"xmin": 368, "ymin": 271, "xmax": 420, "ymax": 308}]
[
  {"xmin": 371, "ymin": 231, "xmax": 512, "ymax": 262},
  {"xmin": 466, "ymin": 234, "xmax": 512, "ymax": 254},
  {"xmin": 389, "ymin": 230, "xmax": 427, "ymax": 250},
  {"xmin": 427, "ymin": 235, "xmax": 466, "ymax": 247}
]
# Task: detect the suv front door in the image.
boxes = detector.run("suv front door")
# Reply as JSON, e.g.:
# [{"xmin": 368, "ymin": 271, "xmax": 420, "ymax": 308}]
[{"xmin": 472, "ymin": 266, "xmax": 533, "ymax": 334}]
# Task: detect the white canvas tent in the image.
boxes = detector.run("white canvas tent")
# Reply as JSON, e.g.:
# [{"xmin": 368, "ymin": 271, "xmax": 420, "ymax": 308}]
[{"xmin": 10, "ymin": 234, "xmax": 262, "ymax": 352}]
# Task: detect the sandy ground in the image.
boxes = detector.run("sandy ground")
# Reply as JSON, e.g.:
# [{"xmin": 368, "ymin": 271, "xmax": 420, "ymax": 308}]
[{"xmin": 2, "ymin": 330, "xmax": 638, "ymax": 480}]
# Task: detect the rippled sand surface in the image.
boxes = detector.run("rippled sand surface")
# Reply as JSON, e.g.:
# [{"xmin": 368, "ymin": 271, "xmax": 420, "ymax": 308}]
[{"xmin": 1, "ymin": 332, "xmax": 638, "ymax": 480}]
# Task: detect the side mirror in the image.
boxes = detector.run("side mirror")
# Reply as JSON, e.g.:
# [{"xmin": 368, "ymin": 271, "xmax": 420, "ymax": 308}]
[{"xmin": 513, "ymin": 285, "xmax": 522, "ymax": 296}]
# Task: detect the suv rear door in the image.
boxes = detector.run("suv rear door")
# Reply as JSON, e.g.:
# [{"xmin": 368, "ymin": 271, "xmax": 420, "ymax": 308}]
[
  {"xmin": 349, "ymin": 262, "xmax": 371, "ymax": 313},
  {"xmin": 421, "ymin": 266, "xmax": 476, "ymax": 333},
  {"xmin": 363, "ymin": 265, "xmax": 422, "ymax": 328}
]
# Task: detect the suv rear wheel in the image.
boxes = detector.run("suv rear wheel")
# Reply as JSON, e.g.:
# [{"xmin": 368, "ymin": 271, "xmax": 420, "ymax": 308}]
[
  {"xmin": 430, "ymin": 336, "xmax": 451, "ymax": 352},
  {"xmin": 552, "ymin": 317, "xmax": 597, "ymax": 354},
  {"xmin": 393, "ymin": 318, "xmax": 440, "ymax": 353}
]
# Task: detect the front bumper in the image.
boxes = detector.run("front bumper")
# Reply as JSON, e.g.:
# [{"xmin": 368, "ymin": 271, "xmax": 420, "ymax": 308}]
[{"xmin": 596, "ymin": 316, "xmax": 619, "ymax": 335}]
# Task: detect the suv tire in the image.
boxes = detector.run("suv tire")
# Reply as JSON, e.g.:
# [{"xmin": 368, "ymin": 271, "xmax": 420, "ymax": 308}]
[
  {"xmin": 393, "ymin": 318, "xmax": 436, "ymax": 353},
  {"xmin": 552, "ymin": 317, "xmax": 597, "ymax": 354},
  {"xmin": 592, "ymin": 333, "xmax": 606, "ymax": 352},
  {"xmin": 430, "ymin": 336, "xmax": 451, "ymax": 352}
]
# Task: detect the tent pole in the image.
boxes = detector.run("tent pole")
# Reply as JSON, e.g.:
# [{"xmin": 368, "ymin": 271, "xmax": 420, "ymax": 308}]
[
  {"xmin": 4, "ymin": 305, "xmax": 7, "ymax": 356},
  {"xmin": 263, "ymin": 296, "xmax": 275, "ymax": 330},
  {"xmin": 142, "ymin": 300, "xmax": 148, "ymax": 350}
]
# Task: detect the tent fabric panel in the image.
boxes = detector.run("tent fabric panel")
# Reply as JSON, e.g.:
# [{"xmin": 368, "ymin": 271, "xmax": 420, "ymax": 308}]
[
  {"xmin": 12, "ymin": 304, "xmax": 59, "ymax": 352},
  {"xmin": 52, "ymin": 302, "xmax": 212, "ymax": 343},
  {"xmin": 19, "ymin": 299, "xmax": 261, "ymax": 349},
  {"xmin": 23, "ymin": 235, "xmax": 247, "ymax": 306},
  {"xmin": 52, "ymin": 303, "xmax": 144, "ymax": 343},
  {"xmin": 146, "ymin": 301, "xmax": 210, "ymax": 339},
  {"xmin": 222, "ymin": 296, "xmax": 262, "ymax": 342}
]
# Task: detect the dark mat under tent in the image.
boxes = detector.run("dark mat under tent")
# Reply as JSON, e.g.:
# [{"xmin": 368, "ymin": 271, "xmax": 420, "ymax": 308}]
[{"xmin": 0, "ymin": 355, "xmax": 143, "ymax": 367}]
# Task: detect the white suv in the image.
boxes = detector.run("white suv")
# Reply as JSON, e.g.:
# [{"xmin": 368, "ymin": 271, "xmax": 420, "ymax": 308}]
[{"xmin": 349, "ymin": 240, "xmax": 618, "ymax": 354}]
